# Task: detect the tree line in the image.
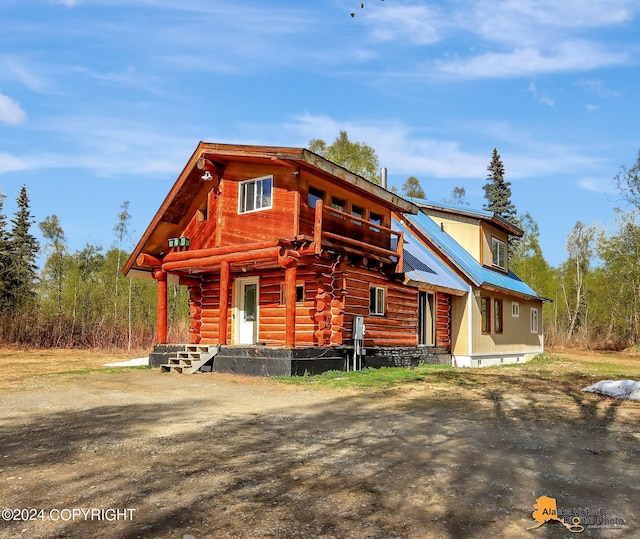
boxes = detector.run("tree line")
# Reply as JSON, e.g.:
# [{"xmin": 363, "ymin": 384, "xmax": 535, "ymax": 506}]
[
  {"xmin": 0, "ymin": 191, "xmax": 188, "ymax": 349},
  {"xmin": 2, "ymin": 136, "xmax": 640, "ymax": 350}
]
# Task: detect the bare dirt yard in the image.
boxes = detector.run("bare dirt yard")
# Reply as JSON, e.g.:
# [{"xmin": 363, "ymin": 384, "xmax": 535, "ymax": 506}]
[{"xmin": 0, "ymin": 347, "xmax": 638, "ymax": 539}]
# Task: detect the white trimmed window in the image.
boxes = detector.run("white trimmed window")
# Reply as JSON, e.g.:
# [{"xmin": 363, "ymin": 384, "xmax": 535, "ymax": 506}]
[
  {"xmin": 239, "ymin": 175, "xmax": 272, "ymax": 214},
  {"xmin": 512, "ymin": 301, "xmax": 520, "ymax": 318},
  {"xmin": 530, "ymin": 308, "xmax": 539, "ymax": 334},
  {"xmin": 369, "ymin": 286, "xmax": 386, "ymax": 316},
  {"xmin": 491, "ymin": 237, "xmax": 506, "ymax": 269},
  {"xmin": 280, "ymin": 283, "xmax": 305, "ymax": 305}
]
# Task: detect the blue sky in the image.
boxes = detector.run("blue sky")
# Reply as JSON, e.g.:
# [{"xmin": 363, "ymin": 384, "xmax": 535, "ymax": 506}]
[{"xmin": 1, "ymin": 0, "xmax": 639, "ymax": 267}]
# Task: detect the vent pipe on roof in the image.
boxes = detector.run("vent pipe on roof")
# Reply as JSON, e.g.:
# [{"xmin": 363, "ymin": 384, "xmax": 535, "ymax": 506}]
[{"xmin": 380, "ymin": 167, "xmax": 387, "ymax": 189}]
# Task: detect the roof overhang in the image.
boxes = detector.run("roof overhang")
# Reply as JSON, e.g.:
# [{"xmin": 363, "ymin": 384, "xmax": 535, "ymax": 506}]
[{"xmin": 124, "ymin": 142, "xmax": 419, "ymax": 276}]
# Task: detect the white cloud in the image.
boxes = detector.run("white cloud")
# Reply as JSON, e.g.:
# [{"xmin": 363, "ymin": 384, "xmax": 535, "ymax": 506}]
[
  {"xmin": 0, "ymin": 93, "xmax": 27, "ymax": 125},
  {"xmin": 0, "ymin": 56, "xmax": 52, "ymax": 93},
  {"xmin": 527, "ymin": 82, "xmax": 555, "ymax": 106},
  {"xmin": 578, "ymin": 177, "xmax": 612, "ymax": 193},
  {"xmin": 365, "ymin": 4, "xmax": 445, "ymax": 45},
  {"xmin": 51, "ymin": 0, "xmax": 81, "ymax": 7},
  {"xmin": 433, "ymin": 41, "xmax": 628, "ymax": 79},
  {"xmin": 0, "ymin": 153, "xmax": 29, "ymax": 175}
]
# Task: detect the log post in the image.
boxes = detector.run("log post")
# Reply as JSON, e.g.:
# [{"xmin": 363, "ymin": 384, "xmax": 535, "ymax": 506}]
[
  {"xmin": 284, "ymin": 261, "xmax": 297, "ymax": 348},
  {"xmin": 219, "ymin": 261, "xmax": 230, "ymax": 345},
  {"xmin": 152, "ymin": 269, "xmax": 168, "ymax": 344},
  {"xmin": 313, "ymin": 199, "xmax": 323, "ymax": 254}
]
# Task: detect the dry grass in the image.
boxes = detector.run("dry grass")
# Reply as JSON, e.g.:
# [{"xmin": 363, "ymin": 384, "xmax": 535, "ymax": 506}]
[{"xmin": 0, "ymin": 347, "xmax": 149, "ymax": 389}]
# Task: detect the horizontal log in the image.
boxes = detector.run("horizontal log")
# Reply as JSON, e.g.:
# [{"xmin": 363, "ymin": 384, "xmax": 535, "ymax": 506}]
[
  {"xmin": 136, "ymin": 253, "xmax": 162, "ymax": 268},
  {"xmin": 163, "ymin": 240, "xmax": 279, "ymax": 263},
  {"xmin": 162, "ymin": 246, "xmax": 282, "ymax": 272}
]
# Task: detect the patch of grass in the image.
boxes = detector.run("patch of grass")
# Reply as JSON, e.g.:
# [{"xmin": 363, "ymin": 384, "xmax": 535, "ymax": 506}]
[
  {"xmin": 46, "ymin": 365, "xmax": 152, "ymax": 377},
  {"xmin": 274, "ymin": 350, "xmax": 639, "ymax": 392}
]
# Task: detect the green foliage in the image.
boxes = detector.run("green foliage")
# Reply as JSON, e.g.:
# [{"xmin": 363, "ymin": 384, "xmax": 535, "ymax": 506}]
[
  {"xmin": 483, "ymin": 148, "xmax": 517, "ymax": 224},
  {"xmin": 444, "ymin": 186, "xmax": 469, "ymax": 206},
  {"xmin": 615, "ymin": 149, "xmax": 640, "ymax": 211},
  {"xmin": 309, "ymin": 131, "xmax": 380, "ymax": 184},
  {"xmin": 402, "ymin": 176, "xmax": 425, "ymax": 198}
]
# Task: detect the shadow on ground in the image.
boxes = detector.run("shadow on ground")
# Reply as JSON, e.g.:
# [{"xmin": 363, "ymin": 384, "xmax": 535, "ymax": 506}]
[{"xmin": 0, "ymin": 374, "xmax": 638, "ymax": 539}]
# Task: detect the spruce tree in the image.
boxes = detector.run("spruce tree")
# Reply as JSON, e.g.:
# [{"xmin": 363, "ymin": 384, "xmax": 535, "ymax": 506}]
[
  {"xmin": 0, "ymin": 189, "xmax": 11, "ymax": 309},
  {"xmin": 8, "ymin": 185, "xmax": 40, "ymax": 310},
  {"xmin": 483, "ymin": 148, "xmax": 517, "ymax": 224}
]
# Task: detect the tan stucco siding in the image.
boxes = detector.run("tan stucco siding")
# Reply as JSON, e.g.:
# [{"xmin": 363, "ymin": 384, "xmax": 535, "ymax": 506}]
[
  {"xmin": 471, "ymin": 291, "xmax": 543, "ymax": 355},
  {"xmin": 427, "ymin": 214, "xmax": 481, "ymax": 261}
]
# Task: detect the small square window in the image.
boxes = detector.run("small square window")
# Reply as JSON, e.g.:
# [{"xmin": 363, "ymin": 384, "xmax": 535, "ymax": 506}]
[
  {"xmin": 369, "ymin": 286, "xmax": 385, "ymax": 316},
  {"xmin": 239, "ymin": 175, "xmax": 272, "ymax": 214},
  {"xmin": 369, "ymin": 212, "xmax": 383, "ymax": 232},
  {"xmin": 351, "ymin": 205, "xmax": 364, "ymax": 225},
  {"xmin": 280, "ymin": 283, "xmax": 305, "ymax": 305},
  {"xmin": 308, "ymin": 187, "xmax": 324, "ymax": 209},
  {"xmin": 331, "ymin": 197, "xmax": 346, "ymax": 219},
  {"xmin": 491, "ymin": 237, "xmax": 506, "ymax": 269}
]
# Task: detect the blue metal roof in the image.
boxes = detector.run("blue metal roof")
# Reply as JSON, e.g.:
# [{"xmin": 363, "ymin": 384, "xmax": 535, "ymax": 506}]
[
  {"xmin": 392, "ymin": 219, "xmax": 468, "ymax": 294},
  {"xmin": 404, "ymin": 211, "xmax": 540, "ymax": 299}
]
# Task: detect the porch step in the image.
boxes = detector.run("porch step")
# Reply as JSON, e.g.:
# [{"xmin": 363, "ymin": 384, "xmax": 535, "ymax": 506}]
[{"xmin": 160, "ymin": 345, "xmax": 219, "ymax": 374}]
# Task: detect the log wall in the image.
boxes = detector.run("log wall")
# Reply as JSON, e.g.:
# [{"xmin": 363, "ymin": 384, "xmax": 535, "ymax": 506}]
[{"xmin": 183, "ymin": 258, "xmax": 423, "ymax": 348}]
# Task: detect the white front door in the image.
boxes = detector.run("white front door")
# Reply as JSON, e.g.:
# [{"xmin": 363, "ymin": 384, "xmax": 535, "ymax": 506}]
[{"xmin": 236, "ymin": 277, "xmax": 259, "ymax": 345}]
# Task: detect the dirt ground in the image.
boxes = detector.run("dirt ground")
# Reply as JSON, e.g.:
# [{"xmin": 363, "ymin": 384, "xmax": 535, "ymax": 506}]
[{"xmin": 0, "ymin": 349, "xmax": 638, "ymax": 539}]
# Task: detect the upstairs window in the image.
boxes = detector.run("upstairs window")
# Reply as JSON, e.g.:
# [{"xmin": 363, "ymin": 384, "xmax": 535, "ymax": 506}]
[
  {"xmin": 351, "ymin": 205, "xmax": 364, "ymax": 225},
  {"xmin": 369, "ymin": 286, "xmax": 386, "ymax": 316},
  {"xmin": 369, "ymin": 212, "xmax": 383, "ymax": 232},
  {"xmin": 308, "ymin": 186, "xmax": 325, "ymax": 209},
  {"xmin": 239, "ymin": 175, "xmax": 272, "ymax": 214},
  {"xmin": 331, "ymin": 197, "xmax": 346, "ymax": 219},
  {"xmin": 491, "ymin": 237, "xmax": 506, "ymax": 269}
]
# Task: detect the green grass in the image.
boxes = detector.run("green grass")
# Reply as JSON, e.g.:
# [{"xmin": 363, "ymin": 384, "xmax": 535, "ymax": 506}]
[{"xmin": 274, "ymin": 352, "xmax": 640, "ymax": 391}]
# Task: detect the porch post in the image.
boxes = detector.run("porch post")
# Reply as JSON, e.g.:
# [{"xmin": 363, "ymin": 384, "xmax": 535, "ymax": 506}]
[
  {"xmin": 284, "ymin": 260, "xmax": 297, "ymax": 348},
  {"xmin": 153, "ymin": 269, "xmax": 168, "ymax": 344},
  {"xmin": 219, "ymin": 260, "xmax": 230, "ymax": 345}
]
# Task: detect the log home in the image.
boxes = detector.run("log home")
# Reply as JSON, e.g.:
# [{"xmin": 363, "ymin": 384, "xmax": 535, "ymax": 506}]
[{"xmin": 124, "ymin": 142, "xmax": 543, "ymax": 374}]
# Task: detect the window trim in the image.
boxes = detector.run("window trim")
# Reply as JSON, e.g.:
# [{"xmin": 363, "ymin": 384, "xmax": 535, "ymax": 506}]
[
  {"xmin": 480, "ymin": 296, "xmax": 491, "ymax": 334},
  {"xmin": 530, "ymin": 307, "xmax": 539, "ymax": 334},
  {"xmin": 491, "ymin": 236, "xmax": 507, "ymax": 270},
  {"xmin": 280, "ymin": 282, "xmax": 305, "ymax": 305},
  {"xmin": 512, "ymin": 301, "xmax": 520, "ymax": 318},
  {"xmin": 494, "ymin": 299, "xmax": 503, "ymax": 334},
  {"xmin": 238, "ymin": 175, "xmax": 273, "ymax": 214},
  {"xmin": 369, "ymin": 286, "xmax": 386, "ymax": 316},
  {"xmin": 308, "ymin": 186, "xmax": 325, "ymax": 209}
]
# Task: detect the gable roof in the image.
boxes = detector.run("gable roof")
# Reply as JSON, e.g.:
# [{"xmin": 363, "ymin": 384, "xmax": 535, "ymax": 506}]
[
  {"xmin": 124, "ymin": 142, "xmax": 419, "ymax": 276},
  {"xmin": 392, "ymin": 219, "xmax": 468, "ymax": 296},
  {"xmin": 412, "ymin": 200, "xmax": 523, "ymax": 236},
  {"xmin": 404, "ymin": 211, "xmax": 540, "ymax": 300}
]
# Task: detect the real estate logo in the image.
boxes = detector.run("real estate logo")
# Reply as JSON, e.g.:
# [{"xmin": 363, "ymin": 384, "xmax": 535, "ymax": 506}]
[{"xmin": 527, "ymin": 495, "xmax": 626, "ymax": 533}]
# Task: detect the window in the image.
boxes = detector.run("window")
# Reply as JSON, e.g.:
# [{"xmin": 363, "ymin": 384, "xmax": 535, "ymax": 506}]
[
  {"xmin": 481, "ymin": 297, "xmax": 491, "ymax": 333},
  {"xmin": 369, "ymin": 212, "xmax": 383, "ymax": 232},
  {"xmin": 491, "ymin": 237, "xmax": 506, "ymax": 269},
  {"xmin": 512, "ymin": 301, "xmax": 520, "ymax": 317},
  {"xmin": 239, "ymin": 175, "xmax": 272, "ymax": 214},
  {"xmin": 308, "ymin": 186, "xmax": 324, "ymax": 209},
  {"xmin": 530, "ymin": 308, "xmax": 539, "ymax": 334},
  {"xmin": 494, "ymin": 299, "xmax": 503, "ymax": 333},
  {"xmin": 369, "ymin": 286, "xmax": 385, "ymax": 316},
  {"xmin": 331, "ymin": 197, "xmax": 346, "ymax": 219},
  {"xmin": 351, "ymin": 205, "xmax": 364, "ymax": 225},
  {"xmin": 197, "ymin": 195, "xmax": 208, "ymax": 222},
  {"xmin": 280, "ymin": 283, "xmax": 305, "ymax": 305}
]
